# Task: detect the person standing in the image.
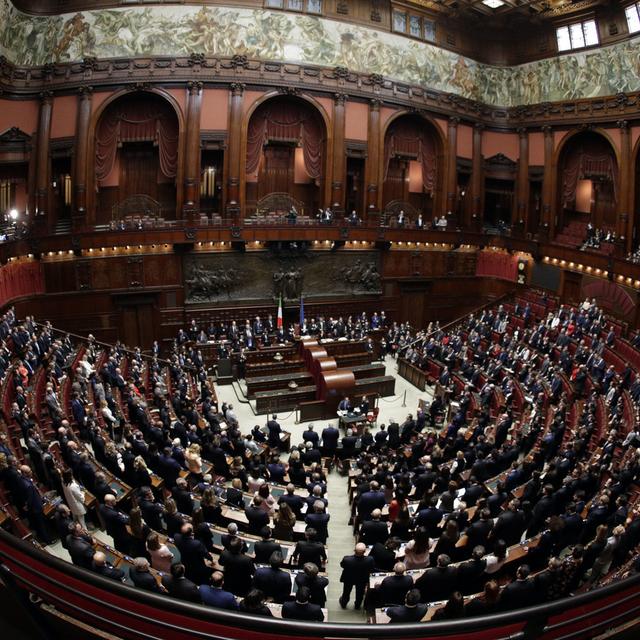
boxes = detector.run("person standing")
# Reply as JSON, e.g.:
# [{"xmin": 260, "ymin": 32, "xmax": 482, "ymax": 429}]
[{"xmin": 339, "ymin": 542, "xmax": 375, "ymax": 610}]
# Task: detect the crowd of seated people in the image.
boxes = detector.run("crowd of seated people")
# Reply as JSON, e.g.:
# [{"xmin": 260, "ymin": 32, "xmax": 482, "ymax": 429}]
[
  {"xmin": 0, "ymin": 294, "xmax": 640, "ymax": 625},
  {"xmin": 174, "ymin": 311, "xmax": 388, "ymax": 362},
  {"xmin": 0, "ymin": 317, "xmax": 345, "ymax": 621},
  {"xmin": 375, "ymin": 294, "xmax": 640, "ymax": 620}
]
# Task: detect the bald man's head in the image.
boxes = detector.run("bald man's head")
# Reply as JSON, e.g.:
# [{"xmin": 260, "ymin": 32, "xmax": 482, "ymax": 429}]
[{"xmin": 354, "ymin": 543, "xmax": 366, "ymax": 556}]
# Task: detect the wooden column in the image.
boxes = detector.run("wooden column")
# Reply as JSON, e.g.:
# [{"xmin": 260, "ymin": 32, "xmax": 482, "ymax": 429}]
[
  {"xmin": 516, "ymin": 127, "xmax": 529, "ymax": 230},
  {"xmin": 445, "ymin": 116, "xmax": 459, "ymax": 217},
  {"xmin": 331, "ymin": 93, "xmax": 347, "ymax": 213},
  {"xmin": 226, "ymin": 82, "xmax": 244, "ymax": 219},
  {"xmin": 183, "ymin": 81, "xmax": 203, "ymax": 221},
  {"xmin": 365, "ymin": 99, "xmax": 381, "ymax": 218},
  {"xmin": 617, "ymin": 120, "xmax": 632, "ymax": 251},
  {"xmin": 470, "ymin": 123, "xmax": 484, "ymax": 228},
  {"xmin": 541, "ymin": 125, "xmax": 554, "ymax": 238},
  {"xmin": 35, "ymin": 91, "xmax": 53, "ymax": 223},
  {"xmin": 72, "ymin": 86, "xmax": 92, "ymax": 227}
]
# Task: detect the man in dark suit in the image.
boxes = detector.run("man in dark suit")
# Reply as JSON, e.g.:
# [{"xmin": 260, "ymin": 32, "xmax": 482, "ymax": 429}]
[
  {"xmin": 252, "ymin": 551, "xmax": 291, "ymax": 604},
  {"xmin": 225, "ymin": 478, "xmax": 245, "ymax": 509},
  {"xmin": 266, "ymin": 415, "xmax": 283, "ymax": 449},
  {"xmin": 92, "ymin": 472, "xmax": 111, "ymax": 504},
  {"xmin": 218, "ymin": 538, "xmax": 255, "ymax": 597},
  {"xmin": 359, "ymin": 508, "xmax": 389, "ymax": 546},
  {"xmin": 357, "ymin": 481, "xmax": 386, "ymax": 522},
  {"xmin": 139, "ymin": 487, "xmax": 165, "ymax": 532},
  {"xmin": 66, "ymin": 522, "xmax": 95, "ymax": 569},
  {"xmin": 386, "ymin": 589, "xmax": 428, "ymax": 623},
  {"xmin": 338, "ymin": 397, "xmax": 352, "ymax": 412},
  {"xmin": 302, "ymin": 424, "xmax": 320, "ymax": 449},
  {"xmin": 199, "ymin": 571, "xmax": 239, "ymax": 610},
  {"xmin": 174, "ymin": 523, "xmax": 212, "ymax": 585},
  {"xmin": 278, "ymin": 484, "xmax": 306, "ymax": 518},
  {"xmin": 414, "ymin": 497, "xmax": 444, "ymax": 538},
  {"xmin": 161, "ymin": 563, "xmax": 202, "ymax": 603},
  {"xmin": 378, "ymin": 562, "xmax": 414, "ymax": 606},
  {"xmin": 19, "ymin": 465, "xmax": 52, "ymax": 544},
  {"xmin": 172, "ymin": 477, "xmax": 194, "ymax": 516},
  {"xmin": 414, "ymin": 554, "xmax": 458, "ymax": 603},
  {"xmin": 305, "ymin": 501, "xmax": 330, "ymax": 544},
  {"xmin": 321, "ymin": 424, "xmax": 339, "ymax": 458},
  {"xmin": 339, "ymin": 543, "xmax": 375, "ymax": 610},
  {"xmin": 456, "ymin": 545, "xmax": 487, "ymax": 595},
  {"xmin": 129, "ymin": 557, "xmax": 162, "ymax": 593},
  {"xmin": 292, "ymin": 528, "xmax": 326, "ymax": 569},
  {"xmin": 282, "ymin": 586, "xmax": 324, "ymax": 621},
  {"xmin": 498, "ymin": 564, "xmax": 537, "ymax": 611},
  {"xmin": 294, "ymin": 562, "xmax": 328, "ymax": 607},
  {"xmin": 245, "ymin": 496, "xmax": 270, "ymax": 535},
  {"xmin": 99, "ymin": 494, "xmax": 131, "ymax": 554},
  {"xmin": 91, "ymin": 551, "xmax": 125, "ymax": 582},
  {"xmin": 158, "ymin": 447, "xmax": 182, "ymax": 488},
  {"xmin": 254, "ymin": 526, "xmax": 283, "ymax": 565}
]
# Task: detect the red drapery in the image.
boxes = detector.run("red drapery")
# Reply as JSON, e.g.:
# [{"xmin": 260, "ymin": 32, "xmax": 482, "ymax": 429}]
[
  {"xmin": 95, "ymin": 95, "xmax": 178, "ymax": 182},
  {"xmin": 384, "ymin": 119, "xmax": 436, "ymax": 193},
  {"xmin": 0, "ymin": 261, "xmax": 44, "ymax": 306},
  {"xmin": 246, "ymin": 100, "xmax": 324, "ymax": 179},
  {"xmin": 475, "ymin": 251, "xmax": 517, "ymax": 281},
  {"xmin": 561, "ymin": 151, "xmax": 618, "ymax": 208}
]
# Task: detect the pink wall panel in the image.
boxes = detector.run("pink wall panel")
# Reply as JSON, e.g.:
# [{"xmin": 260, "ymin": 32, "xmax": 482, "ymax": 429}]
[
  {"xmin": 380, "ymin": 107, "xmax": 398, "ymax": 129},
  {"xmin": 457, "ymin": 124, "xmax": 472, "ymax": 159},
  {"xmin": 345, "ymin": 102, "xmax": 368, "ymax": 141},
  {"xmin": 482, "ymin": 131, "xmax": 518, "ymax": 160},
  {"xmin": 243, "ymin": 91, "xmax": 269, "ymax": 116},
  {"xmin": 529, "ymin": 131, "xmax": 544, "ymax": 166},
  {"xmin": 90, "ymin": 92, "xmax": 113, "ymax": 116},
  {"xmin": 166, "ymin": 88, "xmax": 186, "ymax": 120},
  {"xmin": 435, "ymin": 117, "xmax": 448, "ymax": 140},
  {"xmin": 200, "ymin": 90, "xmax": 229, "ymax": 130},
  {"xmin": 0, "ymin": 99, "xmax": 39, "ymax": 135},
  {"xmin": 51, "ymin": 96, "xmax": 77, "ymax": 139}
]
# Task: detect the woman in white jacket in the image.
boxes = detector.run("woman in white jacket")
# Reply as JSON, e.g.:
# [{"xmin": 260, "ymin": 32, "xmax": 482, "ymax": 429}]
[{"xmin": 61, "ymin": 468, "xmax": 87, "ymax": 529}]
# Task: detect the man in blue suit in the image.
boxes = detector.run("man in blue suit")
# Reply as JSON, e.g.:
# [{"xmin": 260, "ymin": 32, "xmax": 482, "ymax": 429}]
[
  {"xmin": 199, "ymin": 571, "xmax": 239, "ymax": 610},
  {"xmin": 252, "ymin": 551, "xmax": 292, "ymax": 604},
  {"xmin": 20, "ymin": 465, "xmax": 52, "ymax": 544}
]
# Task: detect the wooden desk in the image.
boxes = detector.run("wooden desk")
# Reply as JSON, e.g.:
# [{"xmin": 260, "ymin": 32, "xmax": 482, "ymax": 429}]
[{"xmin": 255, "ymin": 385, "xmax": 317, "ymax": 414}]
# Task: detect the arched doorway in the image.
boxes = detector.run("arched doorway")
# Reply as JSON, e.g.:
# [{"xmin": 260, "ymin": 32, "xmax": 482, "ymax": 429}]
[
  {"xmin": 94, "ymin": 92, "xmax": 179, "ymax": 225},
  {"xmin": 244, "ymin": 96, "xmax": 326, "ymax": 218},
  {"xmin": 556, "ymin": 131, "xmax": 618, "ymax": 245},
  {"xmin": 381, "ymin": 114, "xmax": 441, "ymax": 225}
]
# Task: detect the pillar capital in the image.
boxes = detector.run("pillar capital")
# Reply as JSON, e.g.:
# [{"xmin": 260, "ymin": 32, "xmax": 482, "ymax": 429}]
[{"xmin": 229, "ymin": 82, "xmax": 245, "ymax": 97}]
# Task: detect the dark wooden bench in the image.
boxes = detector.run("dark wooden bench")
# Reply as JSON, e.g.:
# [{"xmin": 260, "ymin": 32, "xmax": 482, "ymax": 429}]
[
  {"xmin": 354, "ymin": 375, "xmax": 396, "ymax": 398},
  {"xmin": 255, "ymin": 385, "xmax": 317, "ymax": 414},
  {"xmin": 246, "ymin": 371, "xmax": 315, "ymax": 398}
]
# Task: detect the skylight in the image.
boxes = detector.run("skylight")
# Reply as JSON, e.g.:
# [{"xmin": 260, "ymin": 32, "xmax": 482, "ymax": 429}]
[{"xmin": 482, "ymin": 0, "xmax": 505, "ymax": 8}]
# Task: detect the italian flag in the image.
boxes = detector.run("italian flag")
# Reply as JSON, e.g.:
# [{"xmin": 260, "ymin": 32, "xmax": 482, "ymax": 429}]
[{"xmin": 277, "ymin": 294, "xmax": 283, "ymax": 329}]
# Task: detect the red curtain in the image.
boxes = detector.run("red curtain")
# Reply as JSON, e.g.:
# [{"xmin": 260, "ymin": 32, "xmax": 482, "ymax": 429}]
[
  {"xmin": 561, "ymin": 151, "xmax": 618, "ymax": 208},
  {"xmin": 246, "ymin": 100, "xmax": 324, "ymax": 179},
  {"xmin": 0, "ymin": 261, "xmax": 44, "ymax": 306},
  {"xmin": 384, "ymin": 118, "xmax": 437, "ymax": 193},
  {"xmin": 96, "ymin": 95, "xmax": 178, "ymax": 182},
  {"xmin": 475, "ymin": 251, "xmax": 517, "ymax": 281}
]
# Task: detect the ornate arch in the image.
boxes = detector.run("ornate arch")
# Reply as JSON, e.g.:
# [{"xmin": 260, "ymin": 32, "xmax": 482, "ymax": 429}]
[
  {"xmin": 379, "ymin": 110, "xmax": 446, "ymax": 215},
  {"xmin": 85, "ymin": 87, "xmax": 186, "ymax": 223},
  {"xmin": 239, "ymin": 91, "xmax": 332, "ymax": 214}
]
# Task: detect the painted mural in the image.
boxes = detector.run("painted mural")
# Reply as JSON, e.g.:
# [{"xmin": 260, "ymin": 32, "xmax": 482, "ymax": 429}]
[{"xmin": 0, "ymin": 0, "xmax": 639, "ymax": 107}]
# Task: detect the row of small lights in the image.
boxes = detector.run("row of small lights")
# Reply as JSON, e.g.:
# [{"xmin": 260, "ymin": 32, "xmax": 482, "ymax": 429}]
[
  {"xmin": 81, "ymin": 244, "xmax": 172, "ymax": 257},
  {"xmin": 6, "ymin": 254, "xmax": 34, "ymax": 262},
  {"xmin": 392, "ymin": 241, "xmax": 453, "ymax": 249},
  {"xmin": 543, "ymin": 255, "xmax": 640, "ymax": 289}
]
